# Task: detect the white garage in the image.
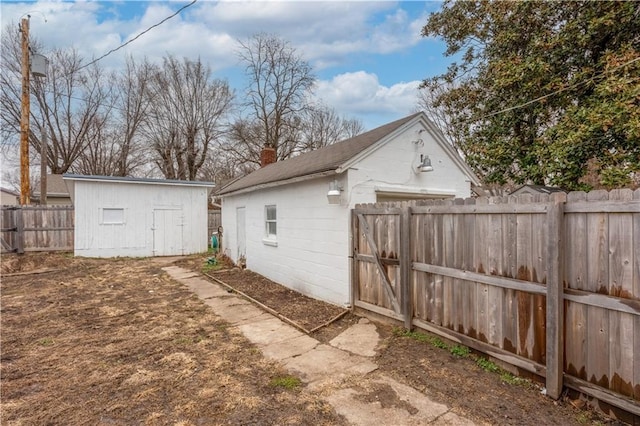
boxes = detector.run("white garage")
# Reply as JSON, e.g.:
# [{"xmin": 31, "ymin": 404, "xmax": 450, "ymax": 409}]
[{"xmin": 63, "ymin": 174, "xmax": 214, "ymax": 258}]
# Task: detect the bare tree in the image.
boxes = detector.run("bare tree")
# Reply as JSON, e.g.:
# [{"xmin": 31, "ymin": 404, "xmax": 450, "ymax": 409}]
[
  {"xmin": 297, "ymin": 105, "xmax": 364, "ymax": 151},
  {"xmin": 144, "ymin": 55, "xmax": 233, "ymax": 180},
  {"xmin": 237, "ymin": 33, "xmax": 315, "ymax": 160},
  {"xmin": 75, "ymin": 57, "xmax": 155, "ymax": 176},
  {"xmin": 1, "ymin": 23, "xmax": 114, "ymax": 175}
]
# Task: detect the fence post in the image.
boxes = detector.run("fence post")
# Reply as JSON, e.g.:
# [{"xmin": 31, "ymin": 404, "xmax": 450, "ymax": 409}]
[
  {"xmin": 400, "ymin": 204, "xmax": 413, "ymax": 330},
  {"xmin": 15, "ymin": 206, "xmax": 25, "ymax": 255},
  {"xmin": 545, "ymin": 192, "xmax": 566, "ymax": 399},
  {"xmin": 350, "ymin": 209, "xmax": 359, "ymax": 309}
]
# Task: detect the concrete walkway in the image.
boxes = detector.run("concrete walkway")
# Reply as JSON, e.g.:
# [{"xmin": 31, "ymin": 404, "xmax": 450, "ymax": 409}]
[{"xmin": 163, "ymin": 266, "xmax": 476, "ymax": 426}]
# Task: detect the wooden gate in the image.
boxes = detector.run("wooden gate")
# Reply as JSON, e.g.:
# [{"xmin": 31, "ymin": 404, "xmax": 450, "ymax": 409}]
[{"xmin": 351, "ymin": 205, "xmax": 412, "ymax": 328}]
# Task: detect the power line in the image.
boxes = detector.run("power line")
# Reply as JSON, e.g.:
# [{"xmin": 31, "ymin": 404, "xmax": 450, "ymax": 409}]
[
  {"xmin": 75, "ymin": 0, "xmax": 197, "ymax": 73},
  {"xmin": 475, "ymin": 55, "xmax": 640, "ymax": 121}
]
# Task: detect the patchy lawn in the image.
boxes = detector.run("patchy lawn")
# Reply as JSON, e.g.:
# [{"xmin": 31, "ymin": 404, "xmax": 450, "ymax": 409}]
[
  {"xmin": 1, "ymin": 253, "xmax": 344, "ymax": 425},
  {"xmin": 1, "ymin": 252, "xmax": 621, "ymax": 425}
]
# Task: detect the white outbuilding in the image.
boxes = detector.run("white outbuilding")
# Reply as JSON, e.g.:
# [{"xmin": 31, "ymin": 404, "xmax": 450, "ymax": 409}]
[
  {"xmin": 217, "ymin": 112, "xmax": 481, "ymax": 306},
  {"xmin": 63, "ymin": 174, "xmax": 214, "ymax": 258}
]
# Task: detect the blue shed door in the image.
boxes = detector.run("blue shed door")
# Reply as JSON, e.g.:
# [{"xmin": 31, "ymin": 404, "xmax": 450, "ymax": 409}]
[{"xmin": 152, "ymin": 208, "xmax": 184, "ymax": 256}]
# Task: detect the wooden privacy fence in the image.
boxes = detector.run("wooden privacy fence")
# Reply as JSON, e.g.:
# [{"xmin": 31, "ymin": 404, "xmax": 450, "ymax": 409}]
[
  {"xmin": 208, "ymin": 210, "xmax": 221, "ymax": 238},
  {"xmin": 351, "ymin": 189, "xmax": 639, "ymax": 417},
  {"xmin": 1, "ymin": 205, "xmax": 74, "ymax": 253}
]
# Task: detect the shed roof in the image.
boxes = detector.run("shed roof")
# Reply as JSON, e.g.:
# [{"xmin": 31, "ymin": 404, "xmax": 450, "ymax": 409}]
[
  {"xmin": 63, "ymin": 174, "xmax": 214, "ymax": 188},
  {"xmin": 218, "ymin": 113, "xmax": 422, "ymax": 195}
]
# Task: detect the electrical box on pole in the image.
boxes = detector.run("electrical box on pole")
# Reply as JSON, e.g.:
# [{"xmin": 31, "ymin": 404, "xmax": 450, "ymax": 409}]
[{"xmin": 31, "ymin": 53, "xmax": 48, "ymax": 77}]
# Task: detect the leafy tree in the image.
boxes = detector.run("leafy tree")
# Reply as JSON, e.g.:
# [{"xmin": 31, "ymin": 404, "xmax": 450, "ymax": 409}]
[{"xmin": 421, "ymin": 1, "xmax": 640, "ymax": 190}]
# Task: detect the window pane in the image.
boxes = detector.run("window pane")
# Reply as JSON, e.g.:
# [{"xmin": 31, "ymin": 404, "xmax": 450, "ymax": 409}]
[
  {"xmin": 266, "ymin": 205, "xmax": 276, "ymax": 220},
  {"xmin": 267, "ymin": 222, "xmax": 277, "ymax": 236}
]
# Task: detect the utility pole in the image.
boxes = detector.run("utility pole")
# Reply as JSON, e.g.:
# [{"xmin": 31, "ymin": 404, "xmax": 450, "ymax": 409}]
[{"xmin": 19, "ymin": 16, "xmax": 30, "ymax": 205}]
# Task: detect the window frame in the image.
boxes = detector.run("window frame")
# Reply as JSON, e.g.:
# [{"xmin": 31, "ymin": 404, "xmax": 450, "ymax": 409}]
[
  {"xmin": 101, "ymin": 207, "xmax": 125, "ymax": 225},
  {"xmin": 263, "ymin": 204, "xmax": 277, "ymax": 245}
]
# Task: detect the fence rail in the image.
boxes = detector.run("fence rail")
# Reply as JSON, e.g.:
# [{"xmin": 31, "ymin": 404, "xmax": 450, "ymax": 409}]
[
  {"xmin": 351, "ymin": 189, "xmax": 639, "ymax": 419},
  {"xmin": 1, "ymin": 205, "xmax": 74, "ymax": 253}
]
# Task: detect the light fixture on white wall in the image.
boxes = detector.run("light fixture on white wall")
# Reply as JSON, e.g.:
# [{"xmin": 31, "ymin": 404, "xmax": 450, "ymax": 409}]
[
  {"xmin": 327, "ymin": 179, "xmax": 342, "ymax": 204},
  {"xmin": 417, "ymin": 154, "xmax": 434, "ymax": 173}
]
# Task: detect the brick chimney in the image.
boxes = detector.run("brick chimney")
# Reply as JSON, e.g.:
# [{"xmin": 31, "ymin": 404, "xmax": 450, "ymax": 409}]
[{"xmin": 260, "ymin": 146, "xmax": 276, "ymax": 167}]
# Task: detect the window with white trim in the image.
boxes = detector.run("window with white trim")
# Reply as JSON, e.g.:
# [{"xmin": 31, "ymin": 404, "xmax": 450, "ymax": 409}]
[
  {"xmin": 102, "ymin": 208, "xmax": 125, "ymax": 224},
  {"xmin": 265, "ymin": 205, "xmax": 277, "ymax": 239}
]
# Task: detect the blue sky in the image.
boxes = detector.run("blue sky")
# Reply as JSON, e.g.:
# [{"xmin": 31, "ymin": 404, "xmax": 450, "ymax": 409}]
[{"xmin": 1, "ymin": 1, "xmax": 454, "ymax": 130}]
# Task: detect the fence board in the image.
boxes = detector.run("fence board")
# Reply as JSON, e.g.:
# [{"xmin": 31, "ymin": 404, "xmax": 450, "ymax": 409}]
[
  {"xmin": 442, "ymin": 200, "xmax": 455, "ymax": 330},
  {"xmin": 453, "ymin": 198, "xmax": 465, "ymax": 334},
  {"xmin": 608, "ymin": 189, "xmax": 635, "ymax": 399},
  {"xmin": 565, "ymin": 191, "xmax": 588, "ymax": 380},
  {"xmin": 475, "ymin": 197, "xmax": 489, "ymax": 343},
  {"xmin": 634, "ymin": 189, "xmax": 640, "ymax": 402},
  {"xmin": 586, "ymin": 190, "xmax": 611, "ymax": 389},
  {"xmin": 487, "ymin": 197, "xmax": 504, "ymax": 347},
  {"xmin": 532, "ymin": 194, "xmax": 548, "ymax": 365},
  {"xmin": 463, "ymin": 197, "xmax": 476, "ymax": 338},
  {"xmin": 503, "ymin": 196, "xmax": 518, "ymax": 353}
]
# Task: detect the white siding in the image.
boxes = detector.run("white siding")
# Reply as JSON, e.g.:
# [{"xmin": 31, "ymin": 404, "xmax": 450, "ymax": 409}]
[
  {"xmin": 222, "ymin": 177, "xmax": 350, "ymax": 306},
  {"xmin": 74, "ymin": 180, "xmax": 209, "ymax": 257},
  {"xmin": 220, "ymin": 121, "xmax": 474, "ymax": 307},
  {"xmin": 347, "ymin": 121, "xmax": 471, "ymax": 207}
]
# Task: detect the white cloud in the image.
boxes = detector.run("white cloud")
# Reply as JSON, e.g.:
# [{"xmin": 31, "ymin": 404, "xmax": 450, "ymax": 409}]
[
  {"xmin": 1, "ymin": 1, "xmax": 428, "ymax": 72},
  {"xmin": 0, "ymin": 1, "xmax": 433, "ymax": 129},
  {"xmin": 314, "ymin": 71, "xmax": 420, "ymax": 125}
]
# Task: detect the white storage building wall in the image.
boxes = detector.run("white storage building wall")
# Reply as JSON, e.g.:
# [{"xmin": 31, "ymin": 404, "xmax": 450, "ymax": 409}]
[
  {"xmin": 222, "ymin": 176, "xmax": 351, "ymax": 306},
  {"xmin": 73, "ymin": 179, "xmax": 210, "ymax": 258}
]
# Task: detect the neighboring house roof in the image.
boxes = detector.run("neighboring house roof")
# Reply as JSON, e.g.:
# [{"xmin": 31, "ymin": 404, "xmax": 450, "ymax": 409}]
[
  {"xmin": 33, "ymin": 174, "xmax": 70, "ymax": 197},
  {"xmin": 218, "ymin": 112, "xmax": 480, "ymax": 196},
  {"xmin": 1, "ymin": 187, "xmax": 19, "ymax": 197},
  {"xmin": 510, "ymin": 184, "xmax": 566, "ymax": 196}
]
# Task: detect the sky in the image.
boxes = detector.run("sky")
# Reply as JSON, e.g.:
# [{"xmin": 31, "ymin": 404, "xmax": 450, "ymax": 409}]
[{"xmin": 1, "ymin": 0, "xmax": 454, "ymax": 129}]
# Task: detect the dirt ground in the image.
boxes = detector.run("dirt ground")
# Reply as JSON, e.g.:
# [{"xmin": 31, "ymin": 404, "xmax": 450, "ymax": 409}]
[{"xmin": 1, "ymin": 252, "xmax": 625, "ymax": 425}]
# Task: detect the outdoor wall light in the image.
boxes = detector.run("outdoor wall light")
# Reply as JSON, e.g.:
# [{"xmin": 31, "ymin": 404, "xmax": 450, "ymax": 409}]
[
  {"xmin": 327, "ymin": 179, "xmax": 342, "ymax": 204},
  {"xmin": 417, "ymin": 155, "xmax": 434, "ymax": 173}
]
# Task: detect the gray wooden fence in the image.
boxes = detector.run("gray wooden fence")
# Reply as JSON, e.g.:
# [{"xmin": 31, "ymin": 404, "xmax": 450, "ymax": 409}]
[
  {"xmin": 351, "ymin": 189, "xmax": 639, "ymax": 418},
  {"xmin": 1, "ymin": 205, "xmax": 74, "ymax": 253},
  {"xmin": 208, "ymin": 210, "xmax": 221, "ymax": 238}
]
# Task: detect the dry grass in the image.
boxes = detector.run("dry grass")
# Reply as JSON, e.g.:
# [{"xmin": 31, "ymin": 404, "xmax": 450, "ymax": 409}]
[{"xmin": 0, "ymin": 252, "xmax": 344, "ymax": 425}]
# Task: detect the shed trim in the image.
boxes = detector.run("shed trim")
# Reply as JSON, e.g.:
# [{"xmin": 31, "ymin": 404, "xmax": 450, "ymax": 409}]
[{"xmin": 63, "ymin": 174, "xmax": 214, "ymax": 188}]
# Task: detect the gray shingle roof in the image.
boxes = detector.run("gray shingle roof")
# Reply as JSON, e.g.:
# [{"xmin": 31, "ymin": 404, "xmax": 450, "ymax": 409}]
[{"xmin": 218, "ymin": 112, "xmax": 421, "ymax": 195}]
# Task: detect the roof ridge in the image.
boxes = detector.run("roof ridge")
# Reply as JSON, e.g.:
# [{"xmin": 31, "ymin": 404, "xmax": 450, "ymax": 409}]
[{"xmin": 218, "ymin": 112, "xmax": 422, "ymax": 195}]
